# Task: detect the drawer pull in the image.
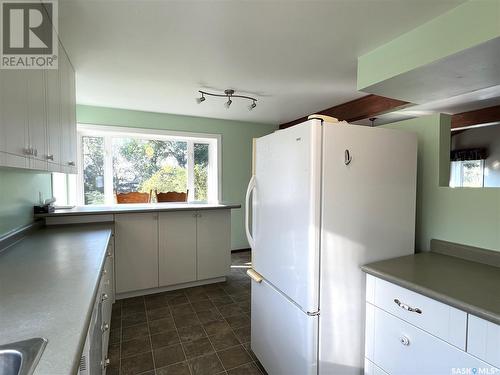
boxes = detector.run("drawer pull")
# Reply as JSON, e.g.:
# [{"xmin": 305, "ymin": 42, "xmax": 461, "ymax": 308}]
[
  {"xmin": 394, "ymin": 299, "xmax": 422, "ymax": 314},
  {"xmin": 400, "ymin": 335, "xmax": 410, "ymax": 346},
  {"xmin": 101, "ymin": 322, "xmax": 110, "ymax": 332}
]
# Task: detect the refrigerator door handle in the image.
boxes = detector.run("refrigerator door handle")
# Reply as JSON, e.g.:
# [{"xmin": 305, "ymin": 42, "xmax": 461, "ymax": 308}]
[
  {"xmin": 247, "ymin": 268, "xmax": 263, "ymax": 283},
  {"xmin": 245, "ymin": 175, "xmax": 256, "ymax": 249}
]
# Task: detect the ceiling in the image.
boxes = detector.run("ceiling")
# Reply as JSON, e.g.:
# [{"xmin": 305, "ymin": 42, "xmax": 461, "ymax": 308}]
[{"xmin": 58, "ymin": 0, "xmax": 464, "ymax": 125}]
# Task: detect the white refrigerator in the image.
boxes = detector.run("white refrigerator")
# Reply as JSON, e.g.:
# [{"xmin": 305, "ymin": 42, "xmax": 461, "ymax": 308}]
[{"xmin": 245, "ymin": 119, "xmax": 417, "ymax": 375}]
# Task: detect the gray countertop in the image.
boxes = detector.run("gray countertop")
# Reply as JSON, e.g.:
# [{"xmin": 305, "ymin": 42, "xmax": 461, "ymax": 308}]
[
  {"xmin": 0, "ymin": 224, "xmax": 113, "ymax": 375},
  {"xmin": 35, "ymin": 202, "xmax": 241, "ymax": 217},
  {"xmin": 362, "ymin": 251, "xmax": 500, "ymax": 325}
]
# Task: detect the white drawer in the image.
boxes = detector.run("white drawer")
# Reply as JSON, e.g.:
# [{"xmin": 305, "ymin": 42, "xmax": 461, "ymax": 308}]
[
  {"xmin": 367, "ymin": 275, "xmax": 467, "ymax": 349},
  {"xmin": 467, "ymin": 315, "xmax": 500, "ymax": 368},
  {"xmin": 366, "ymin": 305, "xmax": 495, "ymax": 375}
]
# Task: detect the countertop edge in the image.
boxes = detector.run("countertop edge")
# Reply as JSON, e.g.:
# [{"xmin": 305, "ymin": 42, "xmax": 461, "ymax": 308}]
[
  {"xmin": 35, "ymin": 204, "xmax": 241, "ymax": 217},
  {"xmin": 361, "ymin": 266, "xmax": 500, "ymax": 325},
  {"xmin": 70, "ymin": 229, "xmax": 113, "ymax": 375}
]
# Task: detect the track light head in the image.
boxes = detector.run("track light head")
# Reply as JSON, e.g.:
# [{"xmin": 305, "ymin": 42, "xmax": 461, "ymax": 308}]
[
  {"xmin": 249, "ymin": 100, "xmax": 257, "ymax": 111},
  {"xmin": 196, "ymin": 93, "xmax": 205, "ymax": 104},
  {"xmin": 225, "ymin": 98, "xmax": 232, "ymax": 108}
]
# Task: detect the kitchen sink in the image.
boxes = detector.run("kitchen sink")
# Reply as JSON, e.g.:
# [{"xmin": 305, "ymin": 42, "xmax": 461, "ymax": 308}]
[{"xmin": 0, "ymin": 338, "xmax": 47, "ymax": 375}]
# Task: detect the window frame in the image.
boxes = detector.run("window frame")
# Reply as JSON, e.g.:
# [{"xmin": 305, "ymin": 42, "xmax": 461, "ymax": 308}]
[
  {"xmin": 77, "ymin": 123, "xmax": 222, "ymax": 205},
  {"xmin": 450, "ymin": 159, "xmax": 485, "ymax": 188}
]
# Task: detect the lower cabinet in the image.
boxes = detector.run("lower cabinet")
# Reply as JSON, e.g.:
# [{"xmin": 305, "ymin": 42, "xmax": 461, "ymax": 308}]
[
  {"xmin": 115, "ymin": 213, "xmax": 159, "ymax": 293},
  {"xmin": 115, "ymin": 209, "xmax": 231, "ymax": 295},
  {"xmin": 365, "ymin": 275, "xmax": 500, "ymax": 375},
  {"xmin": 80, "ymin": 247, "xmax": 115, "ymax": 375},
  {"xmin": 197, "ymin": 209, "xmax": 231, "ymax": 280},
  {"xmin": 159, "ymin": 211, "xmax": 197, "ymax": 286}
]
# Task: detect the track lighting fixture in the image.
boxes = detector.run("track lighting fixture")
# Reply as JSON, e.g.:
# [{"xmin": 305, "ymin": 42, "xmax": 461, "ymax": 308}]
[{"xmin": 196, "ymin": 89, "xmax": 257, "ymax": 110}]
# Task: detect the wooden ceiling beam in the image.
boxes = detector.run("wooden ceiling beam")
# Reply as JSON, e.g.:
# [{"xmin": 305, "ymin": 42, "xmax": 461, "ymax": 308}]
[
  {"xmin": 279, "ymin": 94, "xmax": 410, "ymax": 129},
  {"xmin": 451, "ymin": 105, "xmax": 500, "ymax": 129}
]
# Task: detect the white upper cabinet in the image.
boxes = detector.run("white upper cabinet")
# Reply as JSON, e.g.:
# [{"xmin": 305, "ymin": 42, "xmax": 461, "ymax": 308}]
[
  {"xmin": 0, "ymin": 41, "xmax": 77, "ymax": 173},
  {"xmin": 59, "ymin": 44, "xmax": 77, "ymax": 173},
  {"xmin": 27, "ymin": 70, "xmax": 47, "ymax": 170},
  {"xmin": 45, "ymin": 67, "xmax": 61, "ymax": 169},
  {"xmin": 0, "ymin": 70, "xmax": 29, "ymax": 169}
]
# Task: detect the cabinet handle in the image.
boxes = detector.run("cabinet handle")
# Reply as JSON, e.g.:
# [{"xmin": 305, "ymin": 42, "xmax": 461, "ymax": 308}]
[
  {"xmin": 101, "ymin": 358, "xmax": 110, "ymax": 369},
  {"xmin": 103, "ymin": 268, "xmax": 107, "ymax": 275},
  {"xmin": 107, "ymin": 251, "xmax": 112, "ymax": 257},
  {"xmin": 101, "ymin": 293, "xmax": 109, "ymax": 302},
  {"xmin": 34, "ymin": 148, "xmax": 38, "ymax": 157},
  {"xmin": 68, "ymin": 161, "xmax": 75, "ymax": 166},
  {"xmin": 23, "ymin": 148, "xmax": 32, "ymax": 156},
  {"xmin": 46, "ymin": 154, "xmax": 54, "ymax": 160},
  {"xmin": 394, "ymin": 299, "xmax": 422, "ymax": 314},
  {"xmin": 400, "ymin": 335, "xmax": 410, "ymax": 346},
  {"xmin": 101, "ymin": 322, "xmax": 109, "ymax": 332}
]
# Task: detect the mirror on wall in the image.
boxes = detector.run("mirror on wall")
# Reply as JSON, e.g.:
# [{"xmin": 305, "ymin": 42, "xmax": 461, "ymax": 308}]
[{"xmin": 450, "ymin": 123, "xmax": 500, "ymax": 188}]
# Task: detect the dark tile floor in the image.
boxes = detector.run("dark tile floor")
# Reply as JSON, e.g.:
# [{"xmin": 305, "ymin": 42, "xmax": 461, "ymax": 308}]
[{"xmin": 108, "ymin": 251, "xmax": 266, "ymax": 375}]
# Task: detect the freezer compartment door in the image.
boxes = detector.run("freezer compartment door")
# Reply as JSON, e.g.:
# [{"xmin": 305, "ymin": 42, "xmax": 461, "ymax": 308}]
[
  {"xmin": 251, "ymin": 278, "xmax": 318, "ymax": 375},
  {"xmin": 253, "ymin": 120, "xmax": 322, "ymax": 312}
]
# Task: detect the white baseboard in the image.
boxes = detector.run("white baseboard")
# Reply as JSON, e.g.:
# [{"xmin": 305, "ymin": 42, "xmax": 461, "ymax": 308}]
[{"xmin": 116, "ymin": 276, "xmax": 226, "ymax": 300}]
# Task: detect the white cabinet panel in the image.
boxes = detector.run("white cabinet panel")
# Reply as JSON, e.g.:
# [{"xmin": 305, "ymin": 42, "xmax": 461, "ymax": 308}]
[
  {"xmin": 27, "ymin": 70, "xmax": 47, "ymax": 170},
  {"xmin": 0, "ymin": 70, "xmax": 29, "ymax": 168},
  {"xmin": 368, "ymin": 305, "xmax": 493, "ymax": 375},
  {"xmin": 58, "ymin": 44, "xmax": 77, "ymax": 173},
  {"xmin": 115, "ymin": 213, "xmax": 159, "ymax": 293},
  {"xmin": 467, "ymin": 315, "xmax": 500, "ymax": 368},
  {"xmin": 373, "ymin": 277, "xmax": 467, "ymax": 349},
  {"xmin": 67, "ymin": 56, "xmax": 77, "ymax": 173},
  {"xmin": 45, "ymin": 68, "xmax": 61, "ymax": 169},
  {"xmin": 159, "ymin": 211, "xmax": 197, "ymax": 286},
  {"xmin": 197, "ymin": 209, "xmax": 230, "ymax": 280}
]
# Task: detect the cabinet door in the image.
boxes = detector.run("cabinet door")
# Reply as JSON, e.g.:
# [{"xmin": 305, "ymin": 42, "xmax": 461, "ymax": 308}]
[
  {"xmin": 196, "ymin": 210, "xmax": 231, "ymax": 280},
  {"xmin": 158, "ymin": 211, "xmax": 197, "ymax": 286},
  {"xmin": 0, "ymin": 70, "xmax": 29, "ymax": 168},
  {"xmin": 27, "ymin": 70, "xmax": 47, "ymax": 170},
  {"xmin": 45, "ymin": 68, "xmax": 61, "ymax": 169},
  {"xmin": 66, "ymin": 56, "xmax": 77, "ymax": 174},
  {"xmin": 59, "ymin": 45, "xmax": 73, "ymax": 172},
  {"xmin": 115, "ymin": 213, "xmax": 159, "ymax": 293}
]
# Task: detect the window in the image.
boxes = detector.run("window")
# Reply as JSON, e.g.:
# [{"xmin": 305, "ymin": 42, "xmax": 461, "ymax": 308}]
[
  {"xmin": 450, "ymin": 160, "xmax": 485, "ymax": 188},
  {"xmin": 77, "ymin": 125, "xmax": 220, "ymax": 204}
]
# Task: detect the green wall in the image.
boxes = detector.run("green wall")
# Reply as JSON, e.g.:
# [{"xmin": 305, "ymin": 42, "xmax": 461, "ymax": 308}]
[
  {"xmin": 383, "ymin": 114, "xmax": 500, "ymax": 252},
  {"xmin": 358, "ymin": 0, "xmax": 500, "ymax": 90},
  {"xmin": 0, "ymin": 169, "xmax": 52, "ymax": 238},
  {"xmin": 77, "ymin": 105, "xmax": 277, "ymax": 250}
]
